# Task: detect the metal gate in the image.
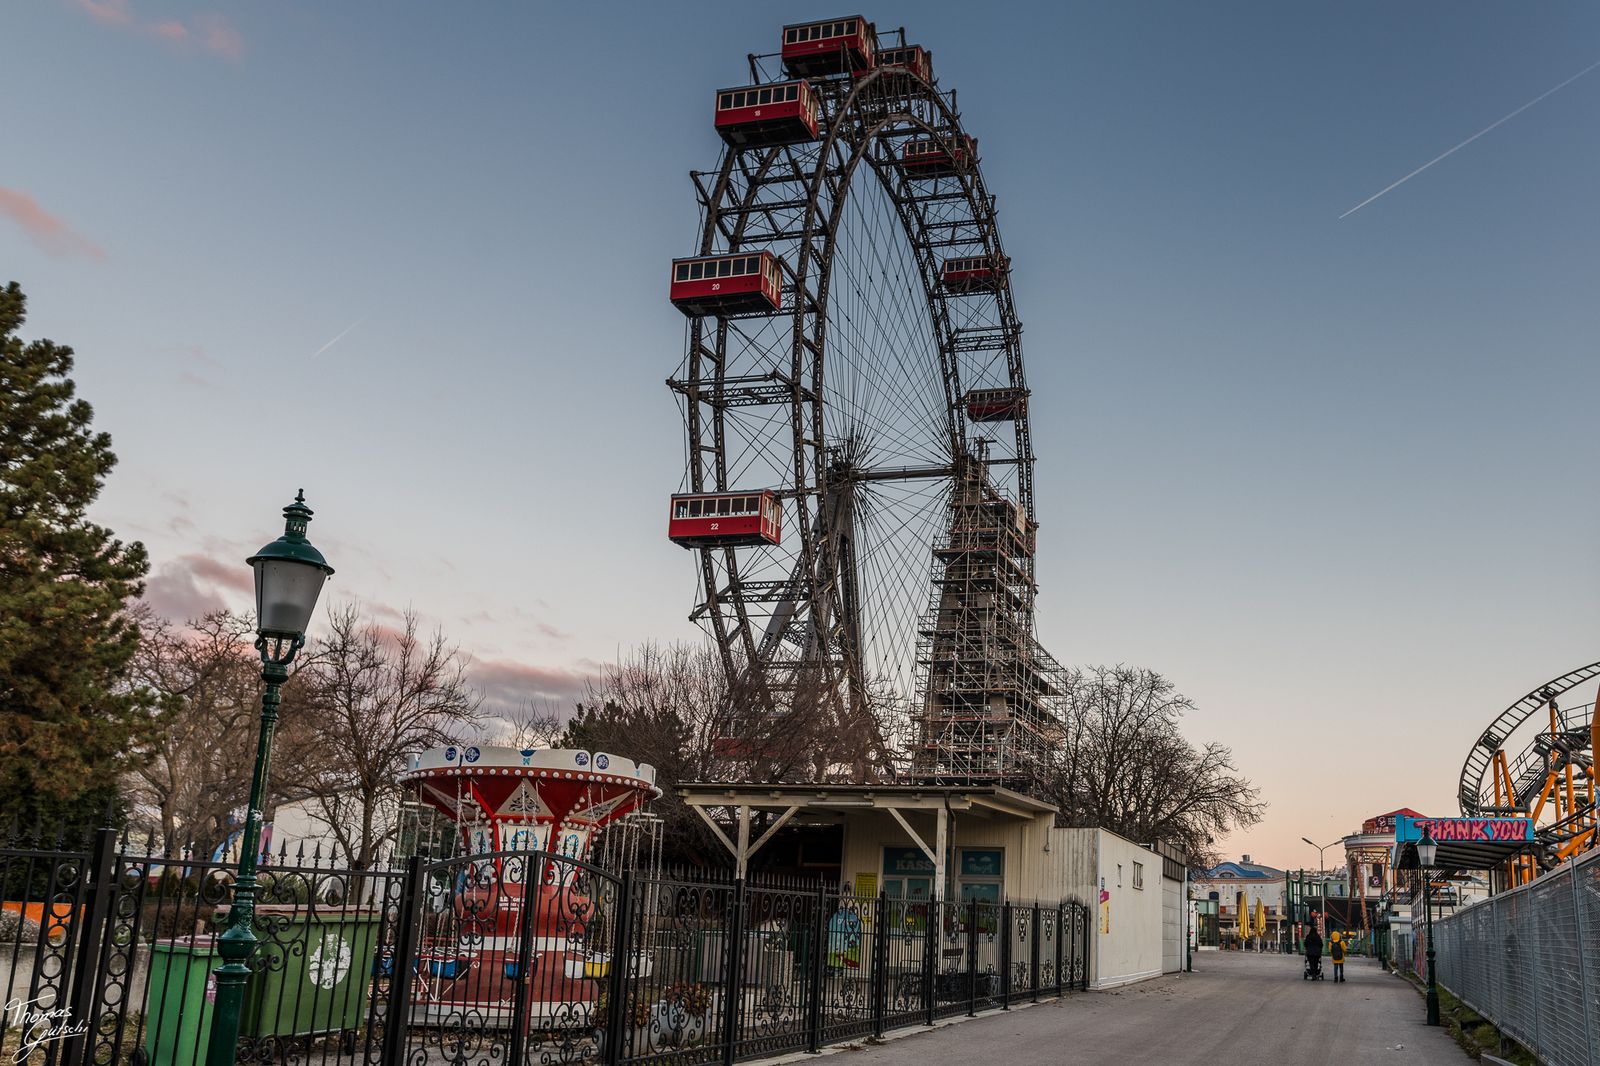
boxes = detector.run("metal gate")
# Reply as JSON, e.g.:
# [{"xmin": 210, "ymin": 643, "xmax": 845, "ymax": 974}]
[
  {"xmin": 379, "ymin": 849, "xmax": 620, "ymax": 1066},
  {"xmin": 0, "ymin": 833, "xmax": 98, "ymax": 1066}
]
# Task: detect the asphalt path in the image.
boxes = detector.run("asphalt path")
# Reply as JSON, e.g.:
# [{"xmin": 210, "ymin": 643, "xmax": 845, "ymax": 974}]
[{"xmin": 808, "ymin": 952, "xmax": 1471, "ymax": 1066}]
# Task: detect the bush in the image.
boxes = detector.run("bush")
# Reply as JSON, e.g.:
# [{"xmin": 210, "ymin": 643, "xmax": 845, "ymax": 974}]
[
  {"xmin": 0, "ymin": 908, "xmax": 42, "ymax": 943},
  {"xmin": 592, "ymin": 989, "xmax": 654, "ymax": 1030},
  {"xmin": 258, "ymin": 872, "xmax": 311, "ymax": 903}
]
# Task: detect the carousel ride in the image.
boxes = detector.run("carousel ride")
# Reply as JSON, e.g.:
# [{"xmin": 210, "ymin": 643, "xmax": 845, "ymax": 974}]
[
  {"xmin": 1458, "ymin": 664, "xmax": 1599, "ymax": 884},
  {"xmin": 395, "ymin": 745, "xmax": 660, "ymax": 1024}
]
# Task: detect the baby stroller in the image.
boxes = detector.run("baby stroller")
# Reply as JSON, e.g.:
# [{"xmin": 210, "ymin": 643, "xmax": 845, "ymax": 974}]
[{"xmin": 1304, "ymin": 954, "xmax": 1325, "ymax": 980}]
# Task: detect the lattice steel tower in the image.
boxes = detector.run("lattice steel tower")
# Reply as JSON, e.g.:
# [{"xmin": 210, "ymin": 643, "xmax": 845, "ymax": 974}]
[{"xmin": 912, "ymin": 450, "xmax": 1065, "ymax": 787}]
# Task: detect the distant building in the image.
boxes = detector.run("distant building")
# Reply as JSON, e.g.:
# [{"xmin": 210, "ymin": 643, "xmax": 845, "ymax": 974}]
[
  {"xmin": 1331, "ymin": 808, "xmax": 1493, "ymax": 960},
  {"xmin": 1339, "ymin": 808, "xmax": 1421, "ymax": 905},
  {"xmin": 1189, "ymin": 856, "xmax": 1285, "ymax": 948}
]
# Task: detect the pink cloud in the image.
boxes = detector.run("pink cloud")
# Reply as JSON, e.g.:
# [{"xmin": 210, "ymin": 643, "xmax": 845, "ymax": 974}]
[
  {"xmin": 76, "ymin": 0, "xmax": 134, "ymax": 26},
  {"xmin": 149, "ymin": 18, "xmax": 188, "ymax": 42},
  {"xmin": 182, "ymin": 553, "xmax": 255, "ymax": 595},
  {"xmin": 193, "ymin": 13, "xmax": 242, "ymax": 60},
  {"xmin": 140, "ymin": 551, "xmax": 253, "ymax": 622},
  {"xmin": 367, "ymin": 601, "xmax": 408, "ymax": 623},
  {"xmin": 158, "ymin": 345, "xmax": 221, "ymax": 389},
  {"xmin": 177, "ymin": 370, "xmax": 219, "ymax": 389},
  {"xmin": 72, "ymin": 0, "xmax": 243, "ymax": 59},
  {"xmin": 0, "ymin": 187, "xmax": 105, "ymax": 261},
  {"xmin": 142, "ymin": 566, "xmax": 228, "ymax": 622},
  {"xmin": 472, "ymin": 658, "xmax": 594, "ymax": 715}
]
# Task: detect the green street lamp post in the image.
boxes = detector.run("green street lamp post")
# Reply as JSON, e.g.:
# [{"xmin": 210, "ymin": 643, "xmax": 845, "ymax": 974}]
[
  {"xmin": 205, "ymin": 492, "xmax": 333, "ymax": 1066},
  {"xmin": 1417, "ymin": 827, "xmax": 1440, "ymax": 1027},
  {"xmin": 1289, "ymin": 869, "xmax": 1302, "ymax": 953}
]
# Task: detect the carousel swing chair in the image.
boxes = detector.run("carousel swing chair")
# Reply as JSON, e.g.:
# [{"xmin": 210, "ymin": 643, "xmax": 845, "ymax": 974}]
[
  {"xmin": 411, "ymin": 784, "xmax": 484, "ymax": 996},
  {"xmin": 418, "ymin": 938, "xmax": 477, "ymax": 985}
]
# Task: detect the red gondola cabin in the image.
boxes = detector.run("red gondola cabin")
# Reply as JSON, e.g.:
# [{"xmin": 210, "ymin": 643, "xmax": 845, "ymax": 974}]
[
  {"xmin": 782, "ymin": 17, "xmax": 875, "ymax": 77},
  {"xmin": 716, "ymin": 81, "xmax": 819, "ymax": 148},
  {"xmin": 668, "ymin": 491, "xmax": 783, "ymax": 549},
  {"xmin": 875, "ymin": 45, "xmax": 932, "ymax": 84},
  {"xmin": 941, "ymin": 254, "xmax": 1009, "ymax": 293},
  {"xmin": 964, "ymin": 387, "xmax": 1027, "ymax": 423},
  {"xmin": 670, "ymin": 252, "xmax": 783, "ymax": 317},
  {"xmin": 901, "ymin": 136, "xmax": 975, "ymax": 177}
]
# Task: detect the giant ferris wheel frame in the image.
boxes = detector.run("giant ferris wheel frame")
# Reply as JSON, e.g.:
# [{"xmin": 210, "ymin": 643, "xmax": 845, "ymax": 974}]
[{"xmin": 670, "ymin": 26, "xmax": 1040, "ymax": 780}]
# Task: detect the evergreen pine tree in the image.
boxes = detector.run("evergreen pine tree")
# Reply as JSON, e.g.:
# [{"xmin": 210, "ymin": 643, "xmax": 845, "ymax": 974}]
[{"xmin": 0, "ymin": 281, "xmax": 149, "ymax": 830}]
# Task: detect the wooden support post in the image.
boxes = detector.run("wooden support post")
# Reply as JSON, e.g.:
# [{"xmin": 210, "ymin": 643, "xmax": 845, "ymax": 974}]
[{"xmin": 735, "ymin": 805, "xmax": 751, "ymax": 879}]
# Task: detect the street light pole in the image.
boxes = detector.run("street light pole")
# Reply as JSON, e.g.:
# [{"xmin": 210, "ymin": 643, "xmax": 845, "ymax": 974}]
[
  {"xmin": 1302, "ymin": 837, "xmax": 1338, "ymax": 938},
  {"xmin": 1417, "ymin": 827, "xmax": 1440, "ymax": 1027},
  {"xmin": 1287, "ymin": 869, "xmax": 1299, "ymax": 953},
  {"xmin": 1301, "ymin": 836, "xmax": 1335, "ymax": 876},
  {"xmin": 206, "ymin": 493, "xmax": 333, "ymax": 1066}
]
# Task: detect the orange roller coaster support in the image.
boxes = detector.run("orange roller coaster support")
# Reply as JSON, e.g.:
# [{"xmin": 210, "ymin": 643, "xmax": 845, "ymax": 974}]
[
  {"xmin": 1556, "ymin": 828, "xmax": 1594, "ymax": 861},
  {"xmin": 1493, "ymin": 750, "xmax": 1513, "ymax": 810}
]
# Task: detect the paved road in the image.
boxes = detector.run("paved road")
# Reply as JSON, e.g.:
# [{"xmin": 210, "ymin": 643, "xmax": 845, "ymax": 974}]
[{"xmin": 825, "ymin": 952, "xmax": 1470, "ymax": 1066}]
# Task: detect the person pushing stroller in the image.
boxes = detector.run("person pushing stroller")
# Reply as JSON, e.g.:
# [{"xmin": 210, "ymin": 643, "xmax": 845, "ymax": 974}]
[{"xmin": 1303, "ymin": 927, "xmax": 1324, "ymax": 980}]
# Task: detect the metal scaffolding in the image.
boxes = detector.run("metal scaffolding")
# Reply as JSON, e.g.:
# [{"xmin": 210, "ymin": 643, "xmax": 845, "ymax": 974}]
[{"xmin": 911, "ymin": 455, "xmax": 1066, "ymax": 787}]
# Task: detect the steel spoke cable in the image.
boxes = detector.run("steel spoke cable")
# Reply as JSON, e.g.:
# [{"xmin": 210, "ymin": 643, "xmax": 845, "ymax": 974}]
[
  {"xmin": 832, "ymin": 178, "xmax": 947, "ymax": 447},
  {"xmin": 819, "ymin": 142, "xmax": 934, "ymax": 444},
  {"xmin": 854, "ymin": 483, "xmax": 950, "ymax": 705},
  {"xmin": 822, "ymin": 246, "xmax": 945, "ymax": 463}
]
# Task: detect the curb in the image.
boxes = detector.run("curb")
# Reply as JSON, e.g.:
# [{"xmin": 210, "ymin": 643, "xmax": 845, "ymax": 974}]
[{"xmin": 753, "ymin": 998, "xmax": 1054, "ymax": 1065}]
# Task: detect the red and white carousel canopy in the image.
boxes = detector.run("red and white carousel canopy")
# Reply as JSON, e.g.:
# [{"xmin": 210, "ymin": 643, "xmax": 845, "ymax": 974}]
[{"xmin": 399, "ymin": 745, "xmax": 660, "ymax": 830}]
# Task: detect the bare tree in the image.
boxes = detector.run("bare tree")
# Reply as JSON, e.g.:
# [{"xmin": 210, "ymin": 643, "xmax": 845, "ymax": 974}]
[
  {"xmin": 1040, "ymin": 665, "xmax": 1264, "ymax": 866},
  {"xmin": 125, "ymin": 610, "xmax": 326, "ymax": 858},
  {"xmin": 561, "ymin": 641, "xmax": 738, "ymax": 861},
  {"xmin": 297, "ymin": 603, "xmax": 482, "ymax": 870},
  {"xmin": 561, "ymin": 641, "xmax": 903, "ymax": 861},
  {"xmin": 484, "ymin": 699, "xmax": 567, "ymax": 750},
  {"xmin": 709, "ymin": 658, "xmax": 876, "ymax": 784}
]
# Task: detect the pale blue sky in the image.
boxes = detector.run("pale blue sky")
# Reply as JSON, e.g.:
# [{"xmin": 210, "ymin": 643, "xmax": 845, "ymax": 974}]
[{"xmin": 5, "ymin": 1, "xmax": 1598, "ymax": 866}]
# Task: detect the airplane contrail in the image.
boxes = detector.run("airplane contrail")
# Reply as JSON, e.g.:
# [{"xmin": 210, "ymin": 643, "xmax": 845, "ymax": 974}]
[
  {"xmin": 1340, "ymin": 56, "xmax": 1600, "ymax": 219},
  {"xmin": 311, "ymin": 316, "xmax": 366, "ymax": 358}
]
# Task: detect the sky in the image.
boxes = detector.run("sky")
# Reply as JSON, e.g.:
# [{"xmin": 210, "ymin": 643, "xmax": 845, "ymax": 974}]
[{"xmin": 4, "ymin": 0, "xmax": 1598, "ymax": 871}]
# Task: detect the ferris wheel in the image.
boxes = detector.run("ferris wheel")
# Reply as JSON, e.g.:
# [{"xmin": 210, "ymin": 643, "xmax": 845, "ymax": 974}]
[{"xmin": 665, "ymin": 18, "xmax": 1048, "ymax": 782}]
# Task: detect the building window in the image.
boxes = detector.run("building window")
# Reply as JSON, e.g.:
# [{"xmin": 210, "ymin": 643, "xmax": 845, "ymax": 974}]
[
  {"xmin": 1117, "ymin": 863, "xmax": 1123, "ymax": 888},
  {"xmin": 1133, "ymin": 862, "xmax": 1145, "ymax": 891}
]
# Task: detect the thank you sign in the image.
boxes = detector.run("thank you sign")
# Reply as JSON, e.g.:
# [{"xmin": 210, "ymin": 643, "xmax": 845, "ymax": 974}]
[{"xmin": 1394, "ymin": 814, "xmax": 1534, "ymax": 843}]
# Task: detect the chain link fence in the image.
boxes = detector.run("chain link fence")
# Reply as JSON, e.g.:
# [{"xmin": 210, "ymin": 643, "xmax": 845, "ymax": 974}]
[{"xmin": 1430, "ymin": 847, "xmax": 1600, "ymax": 1065}]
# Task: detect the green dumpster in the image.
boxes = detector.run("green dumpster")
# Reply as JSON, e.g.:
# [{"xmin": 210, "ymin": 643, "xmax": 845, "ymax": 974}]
[
  {"xmin": 144, "ymin": 938, "xmax": 219, "ymax": 1066},
  {"xmin": 237, "ymin": 907, "xmax": 382, "ymax": 1038}
]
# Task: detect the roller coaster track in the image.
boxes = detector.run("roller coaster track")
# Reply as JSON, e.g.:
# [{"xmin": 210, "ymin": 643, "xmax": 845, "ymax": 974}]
[{"xmin": 1459, "ymin": 661, "xmax": 1600, "ymax": 876}]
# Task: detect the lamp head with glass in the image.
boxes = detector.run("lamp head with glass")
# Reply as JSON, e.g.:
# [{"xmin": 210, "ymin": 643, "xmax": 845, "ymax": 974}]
[{"xmin": 246, "ymin": 490, "xmax": 334, "ymax": 662}]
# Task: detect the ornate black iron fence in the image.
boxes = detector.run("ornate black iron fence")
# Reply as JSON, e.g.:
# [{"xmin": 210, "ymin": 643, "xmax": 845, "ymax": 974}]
[
  {"xmin": 0, "ymin": 830, "xmax": 1090, "ymax": 1066},
  {"xmin": 603, "ymin": 874, "xmax": 1090, "ymax": 1066},
  {"xmin": 1, "ymin": 826, "xmax": 409, "ymax": 1066}
]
